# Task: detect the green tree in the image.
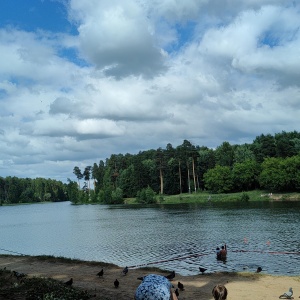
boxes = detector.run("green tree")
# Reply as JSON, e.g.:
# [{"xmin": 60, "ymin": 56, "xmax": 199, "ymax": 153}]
[
  {"xmin": 190, "ymin": 146, "xmax": 199, "ymax": 192},
  {"xmin": 101, "ymin": 166, "xmax": 114, "ymax": 203},
  {"xmin": 203, "ymin": 165, "xmax": 233, "ymax": 193},
  {"xmin": 19, "ymin": 187, "xmax": 34, "ymax": 203},
  {"xmin": 281, "ymin": 155, "xmax": 300, "ymax": 191},
  {"xmin": 155, "ymin": 148, "xmax": 166, "ymax": 195},
  {"xmin": 165, "ymin": 157, "xmax": 180, "ymax": 195},
  {"xmin": 215, "ymin": 141, "xmax": 234, "ymax": 167},
  {"xmin": 232, "ymin": 160, "xmax": 260, "ymax": 191},
  {"xmin": 5, "ymin": 176, "xmax": 22, "ymax": 203},
  {"xmin": 197, "ymin": 147, "xmax": 216, "ymax": 190},
  {"xmin": 251, "ymin": 134, "xmax": 276, "ymax": 163},
  {"xmin": 93, "ymin": 160, "xmax": 106, "ymax": 192},
  {"xmin": 163, "ymin": 143, "xmax": 179, "ymax": 195},
  {"xmin": 175, "ymin": 144, "xmax": 186, "ymax": 194},
  {"xmin": 91, "ymin": 163, "xmax": 98, "ymax": 191},
  {"xmin": 292, "ymin": 138, "xmax": 300, "ymax": 153},
  {"xmin": 259, "ymin": 157, "xmax": 286, "ymax": 191},
  {"xmin": 234, "ymin": 144, "xmax": 255, "ymax": 163},
  {"xmin": 0, "ymin": 177, "xmax": 5, "ymax": 204},
  {"xmin": 178, "ymin": 140, "xmax": 195, "ymax": 193},
  {"xmin": 118, "ymin": 164, "xmax": 138, "ymax": 198},
  {"xmin": 275, "ymin": 131, "xmax": 300, "ymax": 158},
  {"xmin": 73, "ymin": 166, "xmax": 83, "ymax": 188},
  {"xmin": 83, "ymin": 166, "xmax": 92, "ymax": 190},
  {"xmin": 67, "ymin": 179, "xmax": 80, "ymax": 204},
  {"xmin": 111, "ymin": 187, "xmax": 123, "ymax": 204}
]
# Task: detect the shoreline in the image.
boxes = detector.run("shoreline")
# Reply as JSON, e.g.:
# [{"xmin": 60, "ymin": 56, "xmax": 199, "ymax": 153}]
[
  {"xmin": 1, "ymin": 191, "xmax": 300, "ymax": 206},
  {"xmin": 1, "ymin": 254, "xmax": 299, "ymax": 299}
]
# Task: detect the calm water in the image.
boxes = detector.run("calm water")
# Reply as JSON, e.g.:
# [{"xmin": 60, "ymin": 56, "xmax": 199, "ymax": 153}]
[{"xmin": 0, "ymin": 201, "xmax": 299, "ymax": 276}]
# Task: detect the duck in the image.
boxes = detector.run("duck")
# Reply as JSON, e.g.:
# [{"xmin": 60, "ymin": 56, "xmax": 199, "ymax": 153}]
[
  {"xmin": 114, "ymin": 279, "xmax": 119, "ymax": 288},
  {"xmin": 65, "ymin": 278, "xmax": 73, "ymax": 286},
  {"xmin": 279, "ymin": 287, "xmax": 293, "ymax": 299},
  {"xmin": 178, "ymin": 281, "xmax": 185, "ymax": 291},
  {"xmin": 97, "ymin": 269, "xmax": 104, "ymax": 277},
  {"xmin": 122, "ymin": 266, "xmax": 128, "ymax": 275},
  {"xmin": 165, "ymin": 271, "xmax": 175, "ymax": 280}
]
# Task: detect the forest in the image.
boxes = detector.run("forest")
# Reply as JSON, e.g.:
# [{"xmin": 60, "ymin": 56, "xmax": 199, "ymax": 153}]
[
  {"xmin": 71, "ymin": 131, "xmax": 300, "ymax": 204},
  {"xmin": 0, "ymin": 177, "xmax": 69, "ymax": 205},
  {"xmin": 1, "ymin": 131, "xmax": 300, "ymax": 205}
]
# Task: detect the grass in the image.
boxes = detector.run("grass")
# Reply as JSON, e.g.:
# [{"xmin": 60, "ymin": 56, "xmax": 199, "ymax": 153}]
[
  {"xmin": 0, "ymin": 267, "xmax": 93, "ymax": 300},
  {"xmin": 30, "ymin": 255, "xmax": 117, "ymax": 267},
  {"xmin": 124, "ymin": 190, "xmax": 300, "ymax": 205}
]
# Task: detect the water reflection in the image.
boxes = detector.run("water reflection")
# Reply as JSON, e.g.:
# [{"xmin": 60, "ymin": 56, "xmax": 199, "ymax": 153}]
[{"xmin": 0, "ymin": 201, "xmax": 299, "ymax": 276}]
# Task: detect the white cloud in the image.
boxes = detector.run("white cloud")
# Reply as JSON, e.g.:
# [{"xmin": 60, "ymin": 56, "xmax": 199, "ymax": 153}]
[
  {"xmin": 199, "ymin": 5, "xmax": 300, "ymax": 84},
  {"xmin": 0, "ymin": 0, "xmax": 299, "ymax": 182},
  {"xmin": 69, "ymin": 0, "xmax": 167, "ymax": 78}
]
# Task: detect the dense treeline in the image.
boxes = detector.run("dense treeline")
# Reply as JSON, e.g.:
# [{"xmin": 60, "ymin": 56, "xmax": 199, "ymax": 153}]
[
  {"xmin": 72, "ymin": 131, "xmax": 300, "ymax": 204},
  {"xmin": 0, "ymin": 177, "xmax": 70, "ymax": 205},
  {"xmin": 1, "ymin": 131, "xmax": 299, "ymax": 205}
]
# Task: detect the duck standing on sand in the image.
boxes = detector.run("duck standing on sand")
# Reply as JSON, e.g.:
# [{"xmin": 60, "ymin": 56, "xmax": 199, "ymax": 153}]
[
  {"xmin": 165, "ymin": 271, "xmax": 175, "ymax": 280},
  {"xmin": 122, "ymin": 266, "xmax": 128, "ymax": 275},
  {"xmin": 97, "ymin": 269, "xmax": 104, "ymax": 277},
  {"xmin": 114, "ymin": 279, "xmax": 119, "ymax": 288},
  {"xmin": 279, "ymin": 287, "xmax": 293, "ymax": 299},
  {"xmin": 178, "ymin": 281, "xmax": 185, "ymax": 291}
]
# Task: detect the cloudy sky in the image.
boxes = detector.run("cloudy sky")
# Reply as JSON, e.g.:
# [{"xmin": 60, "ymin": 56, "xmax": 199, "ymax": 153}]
[{"xmin": 0, "ymin": 0, "xmax": 299, "ymax": 182}]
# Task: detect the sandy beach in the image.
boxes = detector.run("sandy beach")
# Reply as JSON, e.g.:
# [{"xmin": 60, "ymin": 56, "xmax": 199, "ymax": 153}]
[{"xmin": 0, "ymin": 255, "xmax": 299, "ymax": 300}]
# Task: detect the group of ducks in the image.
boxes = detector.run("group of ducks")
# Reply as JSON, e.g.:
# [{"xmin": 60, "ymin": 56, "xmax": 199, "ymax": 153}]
[
  {"xmin": 63, "ymin": 265, "xmax": 128, "ymax": 289},
  {"xmin": 96, "ymin": 266, "xmax": 128, "ymax": 289},
  {"xmin": 95, "ymin": 267, "xmax": 185, "ymax": 298},
  {"xmin": 12, "ymin": 266, "xmax": 296, "ymax": 299}
]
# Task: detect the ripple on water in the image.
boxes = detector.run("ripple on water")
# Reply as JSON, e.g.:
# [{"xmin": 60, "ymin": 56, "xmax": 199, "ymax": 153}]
[{"xmin": 0, "ymin": 201, "xmax": 299, "ymax": 276}]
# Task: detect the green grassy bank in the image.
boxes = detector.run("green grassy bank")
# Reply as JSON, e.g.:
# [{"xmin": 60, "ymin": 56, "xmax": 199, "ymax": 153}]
[{"xmin": 125, "ymin": 190, "xmax": 300, "ymax": 205}]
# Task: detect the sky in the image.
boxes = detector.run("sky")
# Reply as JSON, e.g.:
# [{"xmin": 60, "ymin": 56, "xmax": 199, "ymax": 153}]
[{"xmin": 0, "ymin": 0, "xmax": 299, "ymax": 183}]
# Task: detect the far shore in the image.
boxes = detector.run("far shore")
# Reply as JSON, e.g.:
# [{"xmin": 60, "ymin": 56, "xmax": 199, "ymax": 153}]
[
  {"xmin": 1, "ymin": 190, "xmax": 300, "ymax": 206},
  {"xmin": 0, "ymin": 254, "xmax": 299, "ymax": 300}
]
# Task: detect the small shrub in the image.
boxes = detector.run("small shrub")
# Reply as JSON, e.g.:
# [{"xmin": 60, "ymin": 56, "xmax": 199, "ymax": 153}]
[
  {"xmin": 240, "ymin": 193, "xmax": 250, "ymax": 202},
  {"xmin": 136, "ymin": 186, "xmax": 156, "ymax": 204},
  {"xmin": 111, "ymin": 187, "xmax": 124, "ymax": 204},
  {"xmin": 158, "ymin": 195, "xmax": 165, "ymax": 202}
]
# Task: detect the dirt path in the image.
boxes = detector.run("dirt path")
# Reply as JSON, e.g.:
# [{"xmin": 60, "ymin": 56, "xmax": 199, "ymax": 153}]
[{"xmin": 0, "ymin": 255, "xmax": 299, "ymax": 300}]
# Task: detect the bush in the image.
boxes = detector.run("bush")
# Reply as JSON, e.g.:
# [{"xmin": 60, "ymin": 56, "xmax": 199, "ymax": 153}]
[
  {"xmin": 111, "ymin": 187, "xmax": 124, "ymax": 204},
  {"xmin": 158, "ymin": 195, "xmax": 165, "ymax": 202},
  {"xmin": 240, "ymin": 192, "xmax": 250, "ymax": 202},
  {"xmin": 137, "ymin": 186, "xmax": 156, "ymax": 204},
  {"xmin": 101, "ymin": 186, "xmax": 113, "ymax": 204}
]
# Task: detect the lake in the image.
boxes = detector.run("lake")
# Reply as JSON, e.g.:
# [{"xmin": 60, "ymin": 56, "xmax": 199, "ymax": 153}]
[{"xmin": 0, "ymin": 201, "xmax": 299, "ymax": 276}]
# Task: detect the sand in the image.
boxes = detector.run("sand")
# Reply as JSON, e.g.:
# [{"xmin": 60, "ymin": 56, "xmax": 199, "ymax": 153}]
[{"xmin": 0, "ymin": 255, "xmax": 299, "ymax": 300}]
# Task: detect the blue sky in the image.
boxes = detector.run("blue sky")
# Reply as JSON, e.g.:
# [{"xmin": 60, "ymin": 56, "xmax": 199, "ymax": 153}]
[
  {"xmin": 0, "ymin": 0, "xmax": 73, "ymax": 33},
  {"xmin": 0, "ymin": 0, "xmax": 299, "ymax": 182}
]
